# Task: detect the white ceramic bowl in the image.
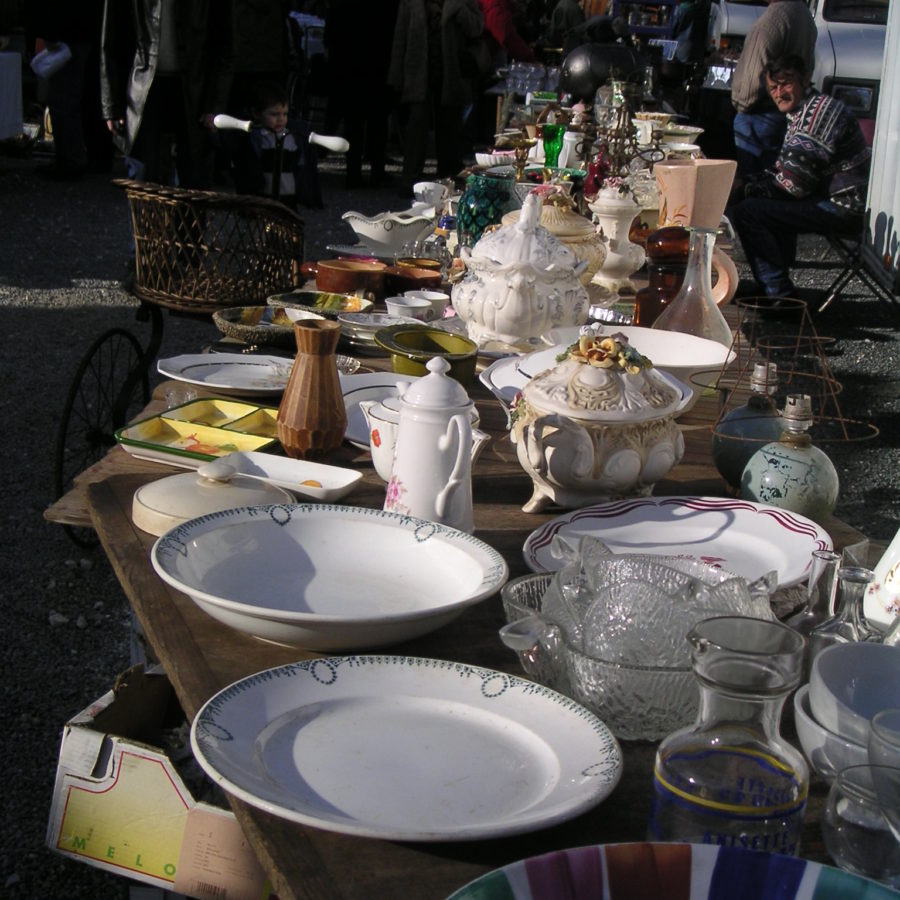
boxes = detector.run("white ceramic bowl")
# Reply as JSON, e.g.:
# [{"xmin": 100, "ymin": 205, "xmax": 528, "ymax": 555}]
[
  {"xmin": 794, "ymin": 684, "xmax": 868, "ymax": 781},
  {"xmin": 809, "ymin": 642, "xmax": 900, "ymax": 747},
  {"xmin": 519, "ymin": 325, "xmax": 735, "ymax": 400},
  {"xmin": 151, "ymin": 505, "xmax": 508, "ymax": 650}
]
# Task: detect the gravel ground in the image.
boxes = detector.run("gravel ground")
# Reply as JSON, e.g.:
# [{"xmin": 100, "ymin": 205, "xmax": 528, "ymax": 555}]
[{"xmin": 1, "ymin": 147, "xmax": 898, "ymax": 898}]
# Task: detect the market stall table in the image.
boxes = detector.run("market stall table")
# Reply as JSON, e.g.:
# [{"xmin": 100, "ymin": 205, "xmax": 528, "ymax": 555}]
[{"xmin": 47, "ymin": 350, "xmax": 865, "ymax": 900}]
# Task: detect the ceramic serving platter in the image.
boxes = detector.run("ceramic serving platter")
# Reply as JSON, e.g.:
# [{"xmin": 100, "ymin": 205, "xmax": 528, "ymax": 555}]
[
  {"xmin": 219, "ymin": 451, "xmax": 362, "ymax": 502},
  {"xmin": 116, "ymin": 399, "xmax": 279, "ymax": 467},
  {"xmin": 448, "ymin": 841, "xmax": 898, "ymax": 900},
  {"xmin": 158, "ymin": 353, "xmax": 293, "ymax": 397},
  {"xmin": 191, "ymin": 655, "xmax": 622, "ymax": 840},
  {"xmin": 523, "ymin": 496, "xmax": 832, "ymax": 589},
  {"xmin": 341, "ymin": 371, "xmax": 417, "ymax": 449},
  {"xmin": 152, "ymin": 505, "xmax": 509, "ymax": 650}
]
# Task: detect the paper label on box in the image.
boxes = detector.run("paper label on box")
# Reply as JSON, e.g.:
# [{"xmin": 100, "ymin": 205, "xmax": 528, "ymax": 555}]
[
  {"xmin": 54, "ymin": 747, "xmax": 191, "ymax": 884},
  {"xmin": 174, "ymin": 805, "xmax": 271, "ymax": 900}
]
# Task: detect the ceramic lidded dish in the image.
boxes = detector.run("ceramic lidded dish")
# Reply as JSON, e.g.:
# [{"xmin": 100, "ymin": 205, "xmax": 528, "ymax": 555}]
[
  {"xmin": 501, "ymin": 192, "xmax": 606, "ymax": 286},
  {"xmin": 452, "ymin": 193, "xmax": 590, "ymax": 347},
  {"xmin": 510, "ymin": 331, "xmax": 688, "ymax": 512}
]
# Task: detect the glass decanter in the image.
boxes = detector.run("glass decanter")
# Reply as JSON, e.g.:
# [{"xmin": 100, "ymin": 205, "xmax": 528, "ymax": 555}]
[
  {"xmin": 650, "ymin": 227, "xmax": 733, "ymax": 348},
  {"xmin": 808, "ymin": 566, "xmax": 877, "ymax": 665},
  {"xmin": 786, "ymin": 549, "xmax": 841, "ymax": 637},
  {"xmin": 711, "ymin": 363, "xmax": 785, "ymax": 492},
  {"xmin": 649, "ymin": 615, "xmax": 809, "ymax": 855}
]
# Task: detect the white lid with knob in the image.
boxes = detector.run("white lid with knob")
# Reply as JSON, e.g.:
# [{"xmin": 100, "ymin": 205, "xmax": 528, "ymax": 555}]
[{"xmin": 132, "ymin": 461, "xmax": 293, "ymax": 536}]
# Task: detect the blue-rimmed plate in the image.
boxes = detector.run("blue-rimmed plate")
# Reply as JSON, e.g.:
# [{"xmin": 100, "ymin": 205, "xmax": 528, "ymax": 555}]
[{"xmin": 191, "ymin": 655, "xmax": 621, "ymax": 840}]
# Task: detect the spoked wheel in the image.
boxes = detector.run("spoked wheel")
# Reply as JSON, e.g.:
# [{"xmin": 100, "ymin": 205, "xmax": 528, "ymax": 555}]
[{"xmin": 54, "ymin": 327, "xmax": 150, "ymax": 547}]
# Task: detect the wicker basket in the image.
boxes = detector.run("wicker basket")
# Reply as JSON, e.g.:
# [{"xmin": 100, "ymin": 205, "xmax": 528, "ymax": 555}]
[{"xmin": 117, "ymin": 179, "xmax": 305, "ymax": 314}]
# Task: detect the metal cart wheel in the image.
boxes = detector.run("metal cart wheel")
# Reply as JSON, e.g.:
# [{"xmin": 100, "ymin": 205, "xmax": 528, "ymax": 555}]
[{"xmin": 54, "ymin": 327, "xmax": 151, "ymax": 547}]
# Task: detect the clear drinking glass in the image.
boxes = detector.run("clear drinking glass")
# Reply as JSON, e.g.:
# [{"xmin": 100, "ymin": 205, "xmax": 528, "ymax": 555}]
[
  {"xmin": 823, "ymin": 764, "xmax": 900, "ymax": 886},
  {"xmin": 869, "ymin": 710, "xmax": 900, "ymax": 840}
]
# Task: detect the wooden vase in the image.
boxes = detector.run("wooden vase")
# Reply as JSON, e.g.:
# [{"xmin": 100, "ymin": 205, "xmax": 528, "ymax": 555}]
[{"xmin": 276, "ymin": 320, "xmax": 347, "ymax": 460}]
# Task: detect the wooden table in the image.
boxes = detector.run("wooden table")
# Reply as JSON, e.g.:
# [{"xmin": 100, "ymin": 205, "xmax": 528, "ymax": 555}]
[{"xmin": 47, "ymin": 355, "xmax": 864, "ymax": 900}]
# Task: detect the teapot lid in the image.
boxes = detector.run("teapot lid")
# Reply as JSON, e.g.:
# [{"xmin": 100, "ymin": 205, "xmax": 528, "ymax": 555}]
[
  {"xmin": 401, "ymin": 358, "xmax": 471, "ymax": 409},
  {"xmin": 470, "ymin": 194, "xmax": 579, "ymax": 272}
]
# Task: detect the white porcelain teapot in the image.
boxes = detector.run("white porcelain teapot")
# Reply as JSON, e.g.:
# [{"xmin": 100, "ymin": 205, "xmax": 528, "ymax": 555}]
[{"xmin": 384, "ymin": 358, "xmax": 489, "ymax": 533}]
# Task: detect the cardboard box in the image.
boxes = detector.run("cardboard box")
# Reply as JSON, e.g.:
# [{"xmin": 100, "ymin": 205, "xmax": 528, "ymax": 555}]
[{"xmin": 46, "ymin": 665, "xmax": 272, "ymax": 900}]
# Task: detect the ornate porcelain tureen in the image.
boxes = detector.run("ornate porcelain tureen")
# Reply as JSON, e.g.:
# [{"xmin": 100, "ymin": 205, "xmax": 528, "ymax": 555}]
[
  {"xmin": 510, "ymin": 330, "xmax": 687, "ymax": 512},
  {"xmin": 451, "ymin": 194, "xmax": 590, "ymax": 348}
]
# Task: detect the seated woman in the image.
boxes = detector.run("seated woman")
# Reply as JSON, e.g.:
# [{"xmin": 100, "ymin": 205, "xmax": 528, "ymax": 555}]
[{"xmin": 726, "ymin": 54, "xmax": 870, "ymax": 301}]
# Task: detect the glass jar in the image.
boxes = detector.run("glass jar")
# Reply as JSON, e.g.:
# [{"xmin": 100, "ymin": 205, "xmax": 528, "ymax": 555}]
[
  {"xmin": 456, "ymin": 171, "xmax": 516, "ymax": 249},
  {"xmin": 649, "ymin": 616, "xmax": 809, "ymax": 855}
]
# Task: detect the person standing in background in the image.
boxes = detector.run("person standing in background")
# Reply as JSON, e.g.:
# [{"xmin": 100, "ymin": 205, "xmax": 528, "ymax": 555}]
[
  {"xmin": 100, "ymin": 0, "xmax": 234, "ymax": 188},
  {"xmin": 731, "ymin": 0, "xmax": 816, "ymax": 179},
  {"xmin": 27, "ymin": 0, "xmax": 112, "ymax": 179},
  {"xmin": 478, "ymin": 0, "xmax": 536, "ymax": 64}
]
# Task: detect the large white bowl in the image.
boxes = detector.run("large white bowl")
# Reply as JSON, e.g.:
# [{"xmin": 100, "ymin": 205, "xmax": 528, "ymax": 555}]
[
  {"xmin": 151, "ymin": 505, "xmax": 508, "ymax": 650},
  {"xmin": 809, "ymin": 642, "xmax": 900, "ymax": 747},
  {"xmin": 794, "ymin": 684, "xmax": 868, "ymax": 781}
]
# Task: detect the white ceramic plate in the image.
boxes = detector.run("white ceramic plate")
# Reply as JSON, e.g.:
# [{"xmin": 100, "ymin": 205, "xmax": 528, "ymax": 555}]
[
  {"xmin": 191, "ymin": 656, "xmax": 622, "ymax": 840},
  {"xmin": 479, "ymin": 355, "xmax": 694, "ymax": 414},
  {"xmin": 152, "ymin": 505, "xmax": 508, "ymax": 650},
  {"xmin": 340, "ymin": 372, "xmax": 417, "ymax": 449},
  {"xmin": 516, "ymin": 325, "xmax": 734, "ymax": 385},
  {"xmin": 663, "ymin": 123, "xmax": 704, "ymax": 139},
  {"xmin": 523, "ymin": 496, "xmax": 832, "ymax": 589},
  {"xmin": 158, "ymin": 353, "xmax": 293, "ymax": 397},
  {"xmin": 220, "ymin": 451, "xmax": 362, "ymax": 502}
]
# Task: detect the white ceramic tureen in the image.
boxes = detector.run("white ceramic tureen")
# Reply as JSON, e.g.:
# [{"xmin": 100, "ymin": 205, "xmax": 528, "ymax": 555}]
[
  {"xmin": 510, "ymin": 331, "xmax": 687, "ymax": 512},
  {"xmin": 451, "ymin": 193, "xmax": 590, "ymax": 347}
]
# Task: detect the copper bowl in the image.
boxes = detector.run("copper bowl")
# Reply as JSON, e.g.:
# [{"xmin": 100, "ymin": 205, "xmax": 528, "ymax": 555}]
[{"xmin": 300, "ymin": 259, "xmax": 387, "ymax": 297}]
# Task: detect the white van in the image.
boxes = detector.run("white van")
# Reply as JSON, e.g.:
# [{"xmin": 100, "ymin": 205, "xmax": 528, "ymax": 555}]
[{"xmin": 708, "ymin": 0, "xmax": 888, "ymax": 126}]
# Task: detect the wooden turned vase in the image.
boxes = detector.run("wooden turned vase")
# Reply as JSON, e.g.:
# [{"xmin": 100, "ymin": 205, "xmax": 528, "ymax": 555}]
[{"xmin": 277, "ymin": 320, "xmax": 347, "ymax": 460}]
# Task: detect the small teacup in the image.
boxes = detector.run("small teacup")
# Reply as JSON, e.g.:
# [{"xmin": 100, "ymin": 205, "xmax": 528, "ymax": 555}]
[
  {"xmin": 384, "ymin": 295, "xmax": 434, "ymax": 321},
  {"xmin": 358, "ymin": 397, "xmax": 401, "ymax": 481},
  {"xmin": 403, "ymin": 289, "xmax": 451, "ymax": 319},
  {"xmin": 413, "ymin": 180, "xmax": 449, "ymax": 207}
]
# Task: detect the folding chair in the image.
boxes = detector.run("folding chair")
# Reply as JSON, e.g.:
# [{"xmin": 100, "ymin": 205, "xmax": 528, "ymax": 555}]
[{"xmin": 819, "ymin": 229, "xmax": 900, "ymax": 317}]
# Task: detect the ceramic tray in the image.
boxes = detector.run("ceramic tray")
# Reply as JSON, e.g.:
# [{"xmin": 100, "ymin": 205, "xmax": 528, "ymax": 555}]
[
  {"xmin": 191, "ymin": 656, "xmax": 622, "ymax": 839},
  {"xmin": 220, "ymin": 451, "xmax": 362, "ymax": 502},
  {"xmin": 267, "ymin": 290, "xmax": 374, "ymax": 319},
  {"xmin": 116, "ymin": 398, "xmax": 279, "ymax": 467},
  {"xmin": 152, "ymin": 505, "xmax": 508, "ymax": 649},
  {"xmin": 448, "ymin": 842, "xmax": 898, "ymax": 899},
  {"xmin": 523, "ymin": 496, "xmax": 833, "ymax": 589}
]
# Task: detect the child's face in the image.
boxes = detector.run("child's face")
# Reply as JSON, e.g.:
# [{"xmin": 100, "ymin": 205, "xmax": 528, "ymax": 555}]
[{"xmin": 257, "ymin": 102, "xmax": 288, "ymax": 132}]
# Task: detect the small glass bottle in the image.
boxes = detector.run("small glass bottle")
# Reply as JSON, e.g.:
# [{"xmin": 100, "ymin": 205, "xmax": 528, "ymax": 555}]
[
  {"xmin": 649, "ymin": 616, "xmax": 808, "ymax": 855},
  {"xmin": 650, "ymin": 227, "xmax": 733, "ymax": 348},
  {"xmin": 786, "ymin": 549, "xmax": 841, "ymax": 677},
  {"xmin": 808, "ymin": 566, "xmax": 876, "ymax": 665},
  {"xmin": 741, "ymin": 394, "xmax": 839, "ymax": 525},
  {"xmin": 711, "ymin": 363, "xmax": 785, "ymax": 492}
]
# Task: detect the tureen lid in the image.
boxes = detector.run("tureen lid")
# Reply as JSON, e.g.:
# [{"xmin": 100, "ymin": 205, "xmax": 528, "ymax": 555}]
[
  {"xmin": 400, "ymin": 358, "xmax": 471, "ymax": 409},
  {"xmin": 501, "ymin": 196, "xmax": 597, "ymax": 240},
  {"xmin": 521, "ymin": 335, "xmax": 683, "ymax": 422},
  {"xmin": 470, "ymin": 194, "xmax": 579, "ymax": 272},
  {"xmin": 132, "ymin": 465, "xmax": 292, "ymax": 536}
]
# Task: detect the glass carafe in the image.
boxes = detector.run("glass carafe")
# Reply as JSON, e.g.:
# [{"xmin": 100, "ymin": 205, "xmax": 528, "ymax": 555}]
[
  {"xmin": 650, "ymin": 227, "xmax": 733, "ymax": 348},
  {"xmin": 649, "ymin": 616, "xmax": 809, "ymax": 855},
  {"xmin": 809, "ymin": 566, "xmax": 877, "ymax": 664},
  {"xmin": 786, "ymin": 549, "xmax": 841, "ymax": 637}
]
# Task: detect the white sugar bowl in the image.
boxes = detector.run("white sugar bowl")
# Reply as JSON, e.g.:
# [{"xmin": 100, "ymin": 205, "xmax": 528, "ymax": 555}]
[
  {"xmin": 451, "ymin": 193, "xmax": 590, "ymax": 347},
  {"xmin": 510, "ymin": 333, "xmax": 688, "ymax": 512}
]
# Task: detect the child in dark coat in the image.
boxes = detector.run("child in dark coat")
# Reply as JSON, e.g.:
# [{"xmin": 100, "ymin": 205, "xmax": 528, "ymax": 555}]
[{"xmin": 229, "ymin": 81, "xmax": 323, "ymax": 209}]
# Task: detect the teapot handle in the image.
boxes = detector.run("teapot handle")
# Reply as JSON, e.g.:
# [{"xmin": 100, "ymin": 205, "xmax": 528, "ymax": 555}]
[{"xmin": 434, "ymin": 414, "xmax": 467, "ymax": 519}]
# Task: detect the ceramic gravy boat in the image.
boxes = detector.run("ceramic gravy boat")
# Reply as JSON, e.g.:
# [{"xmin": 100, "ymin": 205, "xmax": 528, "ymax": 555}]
[{"xmin": 342, "ymin": 209, "xmax": 435, "ymax": 255}]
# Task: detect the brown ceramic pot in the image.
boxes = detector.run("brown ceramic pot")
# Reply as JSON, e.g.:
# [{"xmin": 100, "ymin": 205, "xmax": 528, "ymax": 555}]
[
  {"xmin": 300, "ymin": 259, "xmax": 387, "ymax": 296},
  {"xmin": 276, "ymin": 320, "xmax": 347, "ymax": 460}
]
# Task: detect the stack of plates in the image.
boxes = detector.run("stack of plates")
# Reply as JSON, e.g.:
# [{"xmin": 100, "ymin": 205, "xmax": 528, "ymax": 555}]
[{"xmin": 336, "ymin": 312, "xmax": 422, "ymax": 353}]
